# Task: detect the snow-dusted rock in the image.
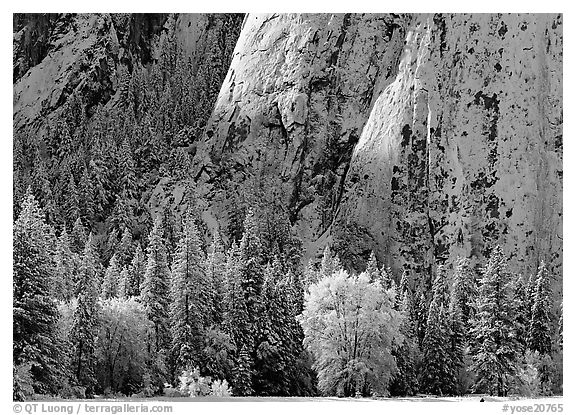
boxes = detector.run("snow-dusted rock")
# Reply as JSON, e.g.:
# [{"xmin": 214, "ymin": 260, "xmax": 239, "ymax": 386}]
[{"xmin": 195, "ymin": 13, "xmax": 562, "ymax": 285}]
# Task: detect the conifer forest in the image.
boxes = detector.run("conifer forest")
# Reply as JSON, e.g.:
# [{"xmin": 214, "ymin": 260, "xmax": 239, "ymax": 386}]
[{"xmin": 13, "ymin": 13, "xmax": 563, "ymax": 400}]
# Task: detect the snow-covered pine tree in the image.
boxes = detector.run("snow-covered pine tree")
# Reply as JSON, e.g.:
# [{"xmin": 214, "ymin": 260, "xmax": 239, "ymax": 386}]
[
  {"xmin": 104, "ymin": 228, "xmax": 119, "ymax": 266},
  {"xmin": 238, "ymin": 209, "xmax": 265, "ymax": 326},
  {"xmin": 70, "ymin": 233, "xmax": 101, "ymax": 396},
  {"xmin": 71, "ymin": 217, "xmax": 87, "ymax": 255},
  {"xmin": 233, "ymin": 344, "xmax": 254, "ymax": 396},
  {"xmin": 420, "ymin": 272, "xmax": 454, "ymax": 395},
  {"xmin": 529, "ymin": 261, "xmax": 552, "ymax": 355},
  {"xmin": 169, "ymin": 212, "xmax": 206, "ymax": 376},
  {"xmin": 511, "ymin": 275, "xmax": 530, "ymax": 352},
  {"xmin": 205, "ymin": 228, "xmax": 227, "ymax": 326},
  {"xmin": 399, "ymin": 270, "xmax": 410, "ymax": 295},
  {"xmin": 101, "ymin": 254, "xmax": 121, "ymax": 299},
  {"xmin": 53, "ymin": 228, "xmax": 78, "ymax": 301},
  {"xmin": 528, "ymin": 261, "xmax": 553, "ymax": 395},
  {"xmin": 116, "ymin": 227, "xmax": 134, "ymax": 268},
  {"xmin": 13, "ymin": 190, "xmax": 64, "ymax": 395},
  {"xmin": 470, "ymin": 246, "xmax": 519, "ymax": 397},
  {"xmin": 319, "ymin": 245, "xmax": 340, "ymax": 278},
  {"xmin": 223, "ymin": 242, "xmax": 254, "ymax": 395},
  {"xmin": 141, "ymin": 216, "xmax": 171, "ymax": 355},
  {"xmin": 117, "ymin": 266, "xmax": 130, "ymax": 299},
  {"xmin": 389, "ymin": 290, "xmax": 420, "ymax": 396},
  {"xmin": 451, "ymin": 256, "xmax": 477, "ymax": 331},
  {"xmin": 127, "ymin": 244, "xmax": 145, "ymax": 297},
  {"xmin": 379, "ymin": 266, "xmax": 393, "ymax": 290},
  {"xmin": 365, "ymin": 251, "xmax": 379, "ymax": 282},
  {"xmin": 447, "ymin": 288, "xmax": 465, "ymax": 394}
]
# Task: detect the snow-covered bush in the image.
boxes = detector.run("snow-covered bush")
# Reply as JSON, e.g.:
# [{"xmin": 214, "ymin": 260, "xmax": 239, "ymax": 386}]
[
  {"xmin": 210, "ymin": 379, "xmax": 232, "ymax": 397},
  {"xmin": 177, "ymin": 367, "xmax": 232, "ymax": 397}
]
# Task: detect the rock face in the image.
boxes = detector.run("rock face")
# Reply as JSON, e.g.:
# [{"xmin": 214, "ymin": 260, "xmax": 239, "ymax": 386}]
[
  {"xmin": 193, "ymin": 13, "xmax": 408, "ymax": 253},
  {"xmin": 13, "ymin": 13, "xmax": 562, "ymax": 286},
  {"xmin": 194, "ymin": 13, "xmax": 562, "ymax": 284}
]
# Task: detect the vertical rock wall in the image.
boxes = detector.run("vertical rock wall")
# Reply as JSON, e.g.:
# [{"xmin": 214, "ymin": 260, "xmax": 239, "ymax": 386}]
[
  {"xmin": 337, "ymin": 13, "xmax": 562, "ymax": 285},
  {"xmin": 196, "ymin": 13, "xmax": 562, "ymax": 287}
]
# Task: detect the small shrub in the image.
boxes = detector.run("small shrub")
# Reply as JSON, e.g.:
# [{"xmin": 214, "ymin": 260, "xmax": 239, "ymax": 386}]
[
  {"xmin": 177, "ymin": 367, "xmax": 232, "ymax": 397},
  {"xmin": 211, "ymin": 379, "xmax": 232, "ymax": 397}
]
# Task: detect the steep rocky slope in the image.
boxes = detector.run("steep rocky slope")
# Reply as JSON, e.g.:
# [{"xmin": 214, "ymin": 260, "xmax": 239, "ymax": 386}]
[
  {"xmin": 193, "ymin": 13, "xmax": 562, "ymax": 284},
  {"xmin": 13, "ymin": 13, "xmax": 562, "ymax": 286}
]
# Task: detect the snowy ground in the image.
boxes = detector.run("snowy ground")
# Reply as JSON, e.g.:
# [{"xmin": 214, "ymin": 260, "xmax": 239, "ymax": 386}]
[{"xmin": 85, "ymin": 395, "xmax": 563, "ymax": 402}]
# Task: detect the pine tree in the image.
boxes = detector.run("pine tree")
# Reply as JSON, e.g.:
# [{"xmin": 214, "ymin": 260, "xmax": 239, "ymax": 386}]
[
  {"xmin": 13, "ymin": 190, "xmax": 64, "ymax": 395},
  {"xmin": 389, "ymin": 291, "xmax": 420, "ymax": 396},
  {"xmin": 71, "ymin": 217, "xmax": 87, "ymax": 255},
  {"xmin": 233, "ymin": 345, "xmax": 254, "ymax": 396},
  {"xmin": 319, "ymin": 246, "xmax": 340, "ymax": 278},
  {"xmin": 53, "ymin": 229, "xmax": 78, "ymax": 301},
  {"xmin": 116, "ymin": 227, "xmax": 134, "ymax": 268},
  {"xmin": 399, "ymin": 270, "xmax": 410, "ymax": 295},
  {"xmin": 253, "ymin": 257, "xmax": 305, "ymax": 395},
  {"xmin": 379, "ymin": 266, "xmax": 393, "ymax": 290},
  {"xmin": 511, "ymin": 275, "xmax": 530, "ymax": 352},
  {"xmin": 70, "ymin": 234, "xmax": 101, "ymax": 396},
  {"xmin": 528, "ymin": 261, "xmax": 553, "ymax": 394},
  {"xmin": 117, "ymin": 266, "xmax": 130, "ymax": 299},
  {"xmin": 365, "ymin": 251, "xmax": 379, "ymax": 282},
  {"xmin": 528, "ymin": 261, "xmax": 552, "ymax": 355},
  {"xmin": 205, "ymin": 229, "xmax": 227, "ymax": 326},
  {"xmin": 101, "ymin": 254, "xmax": 121, "ymax": 299},
  {"xmin": 127, "ymin": 244, "xmax": 145, "ymax": 297},
  {"xmin": 169, "ymin": 213, "xmax": 206, "ymax": 376},
  {"xmin": 447, "ymin": 288, "xmax": 465, "ymax": 394},
  {"xmin": 104, "ymin": 228, "xmax": 119, "ymax": 265},
  {"xmin": 420, "ymin": 273, "xmax": 454, "ymax": 395},
  {"xmin": 141, "ymin": 216, "xmax": 171, "ymax": 355},
  {"xmin": 451, "ymin": 257, "xmax": 477, "ymax": 330},
  {"xmin": 223, "ymin": 243, "xmax": 254, "ymax": 395},
  {"xmin": 470, "ymin": 246, "xmax": 519, "ymax": 397}
]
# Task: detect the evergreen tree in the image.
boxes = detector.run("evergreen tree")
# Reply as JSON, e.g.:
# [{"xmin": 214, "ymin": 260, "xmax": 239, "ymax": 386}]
[
  {"xmin": 399, "ymin": 270, "xmax": 410, "ymax": 295},
  {"xmin": 13, "ymin": 190, "xmax": 64, "ymax": 395},
  {"xmin": 53, "ymin": 229, "xmax": 78, "ymax": 301},
  {"xmin": 141, "ymin": 216, "xmax": 171, "ymax": 355},
  {"xmin": 447, "ymin": 288, "xmax": 465, "ymax": 394},
  {"xmin": 127, "ymin": 244, "xmax": 145, "ymax": 297},
  {"xmin": 420, "ymin": 273, "xmax": 454, "ymax": 395},
  {"xmin": 319, "ymin": 246, "xmax": 340, "ymax": 278},
  {"xmin": 117, "ymin": 266, "xmax": 130, "ymax": 299},
  {"xmin": 169, "ymin": 213, "xmax": 206, "ymax": 376},
  {"xmin": 528, "ymin": 261, "xmax": 553, "ymax": 394},
  {"xmin": 451, "ymin": 256, "xmax": 477, "ymax": 330},
  {"xmin": 205, "ymin": 229, "xmax": 227, "ymax": 326},
  {"xmin": 253, "ymin": 257, "xmax": 304, "ymax": 395},
  {"xmin": 470, "ymin": 246, "xmax": 519, "ymax": 397},
  {"xmin": 70, "ymin": 234, "xmax": 101, "ymax": 396},
  {"xmin": 223, "ymin": 243, "xmax": 254, "ymax": 395},
  {"xmin": 379, "ymin": 266, "xmax": 393, "ymax": 290},
  {"xmin": 389, "ymin": 291, "xmax": 420, "ymax": 396},
  {"xmin": 511, "ymin": 275, "xmax": 530, "ymax": 352},
  {"xmin": 71, "ymin": 217, "xmax": 87, "ymax": 255},
  {"xmin": 528, "ymin": 261, "xmax": 552, "ymax": 355},
  {"xmin": 116, "ymin": 227, "xmax": 134, "ymax": 268},
  {"xmin": 365, "ymin": 251, "xmax": 379, "ymax": 282},
  {"xmin": 101, "ymin": 254, "xmax": 121, "ymax": 299},
  {"xmin": 104, "ymin": 228, "xmax": 119, "ymax": 265}
]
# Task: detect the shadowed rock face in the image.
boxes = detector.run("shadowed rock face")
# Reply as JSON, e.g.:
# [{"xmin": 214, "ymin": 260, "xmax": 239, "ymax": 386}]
[
  {"xmin": 193, "ymin": 13, "xmax": 409, "ymax": 256},
  {"xmin": 194, "ymin": 13, "xmax": 562, "ymax": 284}
]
